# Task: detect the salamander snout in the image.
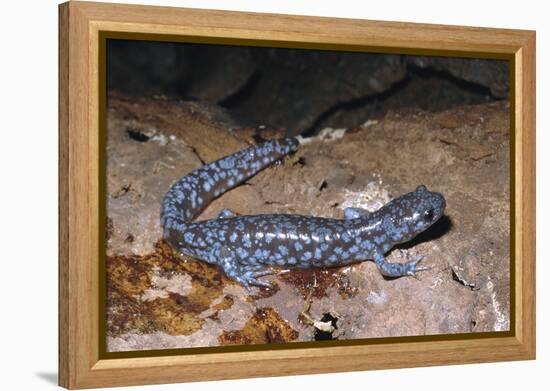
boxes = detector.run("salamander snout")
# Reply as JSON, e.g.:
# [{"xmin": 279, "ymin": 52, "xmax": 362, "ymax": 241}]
[
  {"xmin": 411, "ymin": 185, "xmax": 446, "ymax": 231},
  {"xmin": 371, "ymin": 185, "xmax": 447, "ymax": 245}
]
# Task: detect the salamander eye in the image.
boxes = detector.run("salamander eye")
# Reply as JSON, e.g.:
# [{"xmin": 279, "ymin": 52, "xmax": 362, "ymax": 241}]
[{"xmin": 423, "ymin": 209, "xmax": 434, "ymax": 222}]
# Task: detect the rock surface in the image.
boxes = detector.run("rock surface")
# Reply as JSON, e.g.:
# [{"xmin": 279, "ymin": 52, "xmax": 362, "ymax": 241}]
[
  {"xmin": 408, "ymin": 56, "xmax": 509, "ymax": 98},
  {"xmin": 105, "ymin": 93, "xmax": 510, "ymax": 352},
  {"xmin": 107, "ymin": 41, "xmax": 509, "ymax": 135}
]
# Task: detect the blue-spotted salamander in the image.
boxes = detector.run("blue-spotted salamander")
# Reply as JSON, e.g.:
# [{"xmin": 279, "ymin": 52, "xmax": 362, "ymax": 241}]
[{"xmin": 161, "ymin": 137, "xmax": 446, "ymax": 288}]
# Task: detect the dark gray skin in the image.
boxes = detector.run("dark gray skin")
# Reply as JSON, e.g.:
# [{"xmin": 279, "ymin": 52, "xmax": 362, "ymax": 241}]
[{"xmin": 161, "ymin": 137, "xmax": 446, "ymax": 288}]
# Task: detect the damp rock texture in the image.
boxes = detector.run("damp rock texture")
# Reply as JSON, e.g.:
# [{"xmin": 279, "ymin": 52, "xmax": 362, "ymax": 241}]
[
  {"xmin": 107, "ymin": 41, "xmax": 508, "ymax": 135},
  {"xmin": 106, "ymin": 93, "xmax": 510, "ymax": 352}
]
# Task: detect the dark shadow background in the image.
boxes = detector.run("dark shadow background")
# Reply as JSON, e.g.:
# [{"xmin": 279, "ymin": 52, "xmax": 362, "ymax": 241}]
[{"xmin": 107, "ymin": 40, "xmax": 509, "ymax": 136}]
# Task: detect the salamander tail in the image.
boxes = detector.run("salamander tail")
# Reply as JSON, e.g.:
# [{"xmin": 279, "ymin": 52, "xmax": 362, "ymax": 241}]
[{"xmin": 161, "ymin": 137, "xmax": 299, "ymax": 242}]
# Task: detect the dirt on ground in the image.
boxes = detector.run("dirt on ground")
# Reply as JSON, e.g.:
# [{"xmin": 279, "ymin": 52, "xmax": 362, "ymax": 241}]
[{"xmin": 105, "ymin": 92, "xmax": 510, "ymax": 352}]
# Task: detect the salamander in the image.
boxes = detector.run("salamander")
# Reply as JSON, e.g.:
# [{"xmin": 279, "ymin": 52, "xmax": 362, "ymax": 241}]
[{"xmin": 161, "ymin": 137, "xmax": 446, "ymax": 288}]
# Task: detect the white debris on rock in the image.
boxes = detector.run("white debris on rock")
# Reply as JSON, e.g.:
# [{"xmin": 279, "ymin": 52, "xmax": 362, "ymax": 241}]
[
  {"xmin": 141, "ymin": 268, "xmax": 193, "ymax": 302},
  {"xmin": 367, "ymin": 290, "xmax": 388, "ymax": 306},
  {"xmin": 313, "ymin": 320, "xmax": 336, "ymax": 333},
  {"xmin": 361, "ymin": 119, "xmax": 379, "ymax": 128},
  {"xmin": 296, "ymin": 127, "xmax": 347, "ymax": 144},
  {"xmin": 338, "ymin": 177, "xmax": 391, "ymax": 213},
  {"xmin": 486, "ymin": 278, "xmax": 510, "ymax": 332}
]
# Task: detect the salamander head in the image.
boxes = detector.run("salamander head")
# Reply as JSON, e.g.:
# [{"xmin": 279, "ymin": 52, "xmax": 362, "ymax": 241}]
[{"xmin": 383, "ymin": 185, "xmax": 446, "ymax": 244}]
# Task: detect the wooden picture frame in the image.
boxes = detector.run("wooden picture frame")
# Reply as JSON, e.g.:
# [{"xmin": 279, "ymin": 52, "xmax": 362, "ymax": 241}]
[{"xmin": 59, "ymin": 1, "xmax": 536, "ymax": 389}]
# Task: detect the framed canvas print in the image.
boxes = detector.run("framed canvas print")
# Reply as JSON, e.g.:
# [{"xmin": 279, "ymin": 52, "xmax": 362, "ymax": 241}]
[{"xmin": 58, "ymin": 1, "xmax": 536, "ymax": 389}]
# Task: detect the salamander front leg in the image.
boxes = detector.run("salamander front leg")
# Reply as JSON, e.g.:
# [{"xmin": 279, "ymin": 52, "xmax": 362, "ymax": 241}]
[{"xmin": 373, "ymin": 252, "xmax": 429, "ymax": 278}]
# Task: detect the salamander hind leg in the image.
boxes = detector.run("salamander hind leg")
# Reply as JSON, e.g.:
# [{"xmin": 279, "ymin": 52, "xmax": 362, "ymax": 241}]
[
  {"xmin": 373, "ymin": 252, "xmax": 429, "ymax": 278},
  {"xmin": 344, "ymin": 207, "xmax": 371, "ymax": 220},
  {"xmin": 239, "ymin": 268, "xmax": 275, "ymax": 289},
  {"xmin": 217, "ymin": 208, "xmax": 236, "ymax": 219},
  {"xmin": 213, "ymin": 244, "xmax": 273, "ymax": 289}
]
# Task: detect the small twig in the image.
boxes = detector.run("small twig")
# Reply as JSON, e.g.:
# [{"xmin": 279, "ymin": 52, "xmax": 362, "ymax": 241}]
[
  {"xmin": 300, "ymin": 289, "xmax": 315, "ymax": 325},
  {"xmin": 152, "ymin": 160, "xmax": 175, "ymax": 174}
]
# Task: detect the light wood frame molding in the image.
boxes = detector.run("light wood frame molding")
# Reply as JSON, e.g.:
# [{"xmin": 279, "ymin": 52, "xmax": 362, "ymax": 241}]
[{"xmin": 59, "ymin": 1, "xmax": 536, "ymax": 389}]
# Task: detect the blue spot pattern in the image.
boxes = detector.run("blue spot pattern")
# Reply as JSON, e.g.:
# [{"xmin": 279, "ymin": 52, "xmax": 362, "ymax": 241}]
[{"xmin": 161, "ymin": 137, "xmax": 446, "ymax": 288}]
